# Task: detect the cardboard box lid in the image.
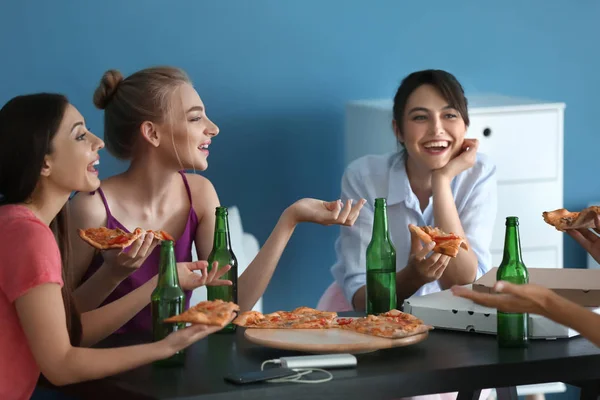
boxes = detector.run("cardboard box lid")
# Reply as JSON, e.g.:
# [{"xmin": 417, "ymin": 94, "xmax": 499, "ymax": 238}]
[
  {"xmin": 473, "ymin": 267, "xmax": 600, "ymax": 307},
  {"xmin": 404, "ymin": 288, "xmax": 596, "ymax": 339}
]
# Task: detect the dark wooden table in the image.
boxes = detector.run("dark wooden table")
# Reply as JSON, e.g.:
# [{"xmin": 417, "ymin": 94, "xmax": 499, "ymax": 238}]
[{"xmin": 48, "ymin": 326, "xmax": 600, "ymax": 400}]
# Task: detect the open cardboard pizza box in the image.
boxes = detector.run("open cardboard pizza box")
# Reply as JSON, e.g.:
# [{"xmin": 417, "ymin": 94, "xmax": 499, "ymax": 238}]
[
  {"xmin": 473, "ymin": 267, "xmax": 600, "ymax": 307},
  {"xmin": 404, "ymin": 267, "xmax": 600, "ymax": 339},
  {"xmin": 403, "ymin": 286, "xmax": 600, "ymax": 340}
]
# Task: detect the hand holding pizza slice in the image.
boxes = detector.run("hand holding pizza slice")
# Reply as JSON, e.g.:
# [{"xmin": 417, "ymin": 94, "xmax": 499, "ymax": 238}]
[
  {"xmin": 164, "ymin": 300, "xmax": 240, "ymax": 327},
  {"xmin": 408, "ymin": 224, "xmax": 469, "ymax": 258},
  {"xmin": 78, "ymin": 227, "xmax": 175, "ymax": 250},
  {"xmin": 78, "ymin": 227, "xmax": 176, "ymax": 277}
]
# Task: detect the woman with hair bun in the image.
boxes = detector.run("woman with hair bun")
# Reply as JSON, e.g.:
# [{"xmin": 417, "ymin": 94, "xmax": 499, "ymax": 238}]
[{"xmin": 69, "ymin": 66, "xmax": 366, "ymax": 333}]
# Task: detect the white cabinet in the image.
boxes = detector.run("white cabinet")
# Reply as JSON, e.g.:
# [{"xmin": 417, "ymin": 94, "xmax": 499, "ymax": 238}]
[{"xmin": 345, "ymin": 95, "xmax": 566, "ymax": 269}]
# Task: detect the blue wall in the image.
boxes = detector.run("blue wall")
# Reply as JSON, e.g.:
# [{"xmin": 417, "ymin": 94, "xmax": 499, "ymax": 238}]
[{"xmin": 2, "ymin": 1, "xmax": 599, "ymax": 315}]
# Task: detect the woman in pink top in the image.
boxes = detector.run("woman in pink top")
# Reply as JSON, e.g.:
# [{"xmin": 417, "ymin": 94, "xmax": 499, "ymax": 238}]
[
  {"xmin": 0, "ymin": 93, "xmax": 230, "ymax": 400},
  {"xmin": 68, "ymin": 66, "xmax": 365, "ymax": 322}
]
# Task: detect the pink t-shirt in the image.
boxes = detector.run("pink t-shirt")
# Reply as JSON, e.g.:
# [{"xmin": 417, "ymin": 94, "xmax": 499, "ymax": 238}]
[{"xmin": 0, "ymin": 205, "xmax": 63, "ymax": 400}]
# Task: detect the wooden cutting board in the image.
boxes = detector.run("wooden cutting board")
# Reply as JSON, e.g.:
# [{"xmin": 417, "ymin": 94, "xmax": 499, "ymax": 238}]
[{"xmin": 244, "ymin": 328, "xmax": 429, "ymax": 354}]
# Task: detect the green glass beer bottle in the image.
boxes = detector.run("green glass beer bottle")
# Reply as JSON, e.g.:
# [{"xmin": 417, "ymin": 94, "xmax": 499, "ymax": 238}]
[
  {"xmin": 366, "ymin": 198, "xmax": 397, "ymax": 314},
  {"xmin": 497, "ymin": 216, "xmax": 529, "ymax": 348},
  {"xmin": 207, "ymin": 207, "xmax": 238, "ymax": 333},
  {"xmin": 151, "ymin": 240, "xmax": 186, "ymax": 366}
]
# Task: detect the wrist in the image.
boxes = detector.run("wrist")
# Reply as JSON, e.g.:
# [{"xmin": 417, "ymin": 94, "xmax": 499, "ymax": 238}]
[
  {"xmin": 540, "ymin": 289, "xmax": 561, "ymax": 318},
  {"xmin": 397, "ymin": 266, "xmax": 426, "ymax": 291},
  {"xmin": 103, "ymin": 262, "xmax": 130, "ymax": 284},
  {"xmin": 280, "ymin": 206, "xmax": 299, "ymax": 229},
  {"xmin": 431, "ymin": 171, "xmax": 451, "ymax": 189},
  {"xmin": 157, "ymin": 338, "xmax": 177, "ymax": 359}
]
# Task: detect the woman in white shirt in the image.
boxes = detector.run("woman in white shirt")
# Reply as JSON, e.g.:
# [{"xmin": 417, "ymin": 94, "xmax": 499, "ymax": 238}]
[{"xmin": 319, "ymin": 69, "xmax": 498, "ymax": 312}]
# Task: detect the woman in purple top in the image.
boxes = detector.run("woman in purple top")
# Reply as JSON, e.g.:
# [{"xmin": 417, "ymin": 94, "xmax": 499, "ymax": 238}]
[
  {"xmin": 79, "ymin": 170, "xmax": 205, "ymax": 333},
  {"xmin": 68, "ymin": 66, "xmax": 365, "ymax": 334}
]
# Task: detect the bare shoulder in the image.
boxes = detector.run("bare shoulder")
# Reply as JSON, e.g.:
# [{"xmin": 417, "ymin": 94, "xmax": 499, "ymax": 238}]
[
  {"xmin": 184, "ymin": 173, "xmax": 220, "ymax": 220},
  {"xmin": 68, "ymin": 189, "xmax": 108, "ymax": 228},
  {"xmin": 184, "ymin": 173, "xmax": 219, "ymax": 202}
]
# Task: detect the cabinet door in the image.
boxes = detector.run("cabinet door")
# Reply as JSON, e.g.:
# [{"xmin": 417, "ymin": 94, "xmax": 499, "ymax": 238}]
[
  {"xmin": 492, "ymin": 248, "xmax": 558, "ymax": 269},
  {"xmin": 491, "ymin": 181, "xmax": 562, "ymax": 252},
  {"xmin": 467, "ymin": 109, "xmax": 560, "ymax": 182}
]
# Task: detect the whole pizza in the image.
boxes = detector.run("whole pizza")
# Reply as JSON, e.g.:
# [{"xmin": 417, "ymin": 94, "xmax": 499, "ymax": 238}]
[{"xmin": 233, "ymin": 307, "xmax": 432, "ymax": 339}]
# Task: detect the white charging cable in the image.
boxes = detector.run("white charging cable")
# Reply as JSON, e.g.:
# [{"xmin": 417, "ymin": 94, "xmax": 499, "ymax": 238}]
[{"xmin": 261, "ymin": 359, "xmax": 333, "ymax": 384}]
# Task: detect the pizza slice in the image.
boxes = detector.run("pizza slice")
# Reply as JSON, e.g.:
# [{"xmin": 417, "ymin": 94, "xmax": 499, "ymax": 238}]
[
  {"xmin": 232, "ymin": 311, "xmax": 266, "ymax": 327},
  {"xmin": 542, "ymin": 206, "xmax": 600, "ymax": 231},
  {"xmin": 233, "ymin": 310, "xmax": 294, "ymax": 328},
  {"xmin": 378, "ymin": 309, "xmax": 424, "ymax": 323},
  {"xmin": 335, "ymin": 309, "xmax": 433, "ymax": 339},
  {"xmin": 287, "ymin": 313, "xmax": 338, "ymax": 329},
  {"xmin": 78, "ymin": 227, "xmax": 145, "ymax": 250},
  {"xmin": 163, "ymin": 299, "xmax": 239, "ymax": 327},
  {"xmin": 333, "ymin": 310, "xmax": 417, "ymax": 330},
  {"xmin": 408, "ymin": 224, "xmax": 469, "ymax": 257},
  {"xmin": 147, "ymin": 229, "xmax": 176, "ymax": 242},
  {"xmin": 233, "ymin": 307, "xmax": 338, "ymax": 329},
  {"xmin": 290, "ymin": 307, "xmax": 337, "ymax": 321},
  {"xmin": 78, "ymin": 227, "xmax": 176, "ymax": 250}
]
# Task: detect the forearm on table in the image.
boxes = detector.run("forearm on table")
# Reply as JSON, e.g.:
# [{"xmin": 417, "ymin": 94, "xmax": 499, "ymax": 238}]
[{"xmin": 49, "ymin": 342, "xmax": 169, "ymax": 386}]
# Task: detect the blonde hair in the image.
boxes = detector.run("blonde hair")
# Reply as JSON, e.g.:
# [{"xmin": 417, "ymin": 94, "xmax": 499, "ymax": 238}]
[{"xmin": 93, "ymin": 66, "xmax": 191, "ymax": 160}]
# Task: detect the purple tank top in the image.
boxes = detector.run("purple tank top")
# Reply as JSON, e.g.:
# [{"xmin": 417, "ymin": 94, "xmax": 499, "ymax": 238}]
[{"xmin": 82, "ymin": 171, "xmax": 199, "ymax": 334}]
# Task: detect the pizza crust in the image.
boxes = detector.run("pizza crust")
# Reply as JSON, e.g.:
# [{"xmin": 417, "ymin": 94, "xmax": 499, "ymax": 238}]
[
  {"xmin": 148, "ymin": 229, "xmax": 176, "ymax": 243},
  {"xmin": 233, "ymin": 311, "xmax": 264, "ymax": 326},
  {"xmin": 388, "ymin": 322, "xmax": 433, "ymax": 339}
]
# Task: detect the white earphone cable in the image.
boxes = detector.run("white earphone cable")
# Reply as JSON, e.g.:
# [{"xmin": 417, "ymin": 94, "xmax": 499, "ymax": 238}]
[{"xmin": 260, "ymin": 359, "xmax": 333, "ymax": 384}]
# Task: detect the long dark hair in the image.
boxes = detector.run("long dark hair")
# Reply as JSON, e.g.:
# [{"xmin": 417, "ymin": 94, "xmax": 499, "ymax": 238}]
[{"xmin": 0, "ymin": 93, "xmax": 82, "ymax": 346}]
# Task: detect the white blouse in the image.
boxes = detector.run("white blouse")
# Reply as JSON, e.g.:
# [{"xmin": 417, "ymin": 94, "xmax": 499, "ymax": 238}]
[{"xmin": 330, "ymin": 150, "xmax": 498, "ymax": 303}]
